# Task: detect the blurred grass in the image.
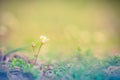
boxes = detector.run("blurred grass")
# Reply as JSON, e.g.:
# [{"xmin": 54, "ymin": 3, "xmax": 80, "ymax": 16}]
[{"xmin": 0, "ymin": 0, "xmax": 120, "ymax": 57}]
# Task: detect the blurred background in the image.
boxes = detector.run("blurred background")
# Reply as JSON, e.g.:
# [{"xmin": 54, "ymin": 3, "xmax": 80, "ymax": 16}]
[{"xmin": 0, "ymin": 0, "xmax": 120, "ymax": 58}]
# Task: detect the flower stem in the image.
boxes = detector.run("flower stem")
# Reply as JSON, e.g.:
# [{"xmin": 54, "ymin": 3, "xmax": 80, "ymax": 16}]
[{"xmin": 34, "ymin": 43, "xmax": 43, "ymax": 65}]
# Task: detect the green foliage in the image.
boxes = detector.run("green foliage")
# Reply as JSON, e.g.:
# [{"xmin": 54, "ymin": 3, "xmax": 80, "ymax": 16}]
[
  {"xmin": 9, "ymin": 58, "xmax": 39, "ymax": 78},
  {"xmin": 103, "ymin": 55, "xmax": 120, "ymax": 67},
  {"xmin": 2, "ymin": 47, "xmax": 120, "ymax": 80},
  {"xmin": 108, "ymin": 55, "xmax": 120, "ymax": 66}
]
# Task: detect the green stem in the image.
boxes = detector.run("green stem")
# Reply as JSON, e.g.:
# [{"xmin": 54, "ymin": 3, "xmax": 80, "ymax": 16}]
[
  {"xmin": 34, "ymin": 43, "xmax": 43, "ymax": 65},
  {"xmin": 32, "ymin": 46, "xmax": 36, "ymax": 57}
]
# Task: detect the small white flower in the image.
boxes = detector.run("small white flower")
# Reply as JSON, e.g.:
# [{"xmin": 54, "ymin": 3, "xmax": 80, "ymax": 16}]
[{"xmin": 40, "ymin": 35, "xmax": 49, "ymax": 43}]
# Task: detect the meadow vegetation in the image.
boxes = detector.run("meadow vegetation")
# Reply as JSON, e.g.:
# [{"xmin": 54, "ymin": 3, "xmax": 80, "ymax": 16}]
[{"xmin": 0, "ymin": 36, "xmax": 120, "ymax": 80}]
